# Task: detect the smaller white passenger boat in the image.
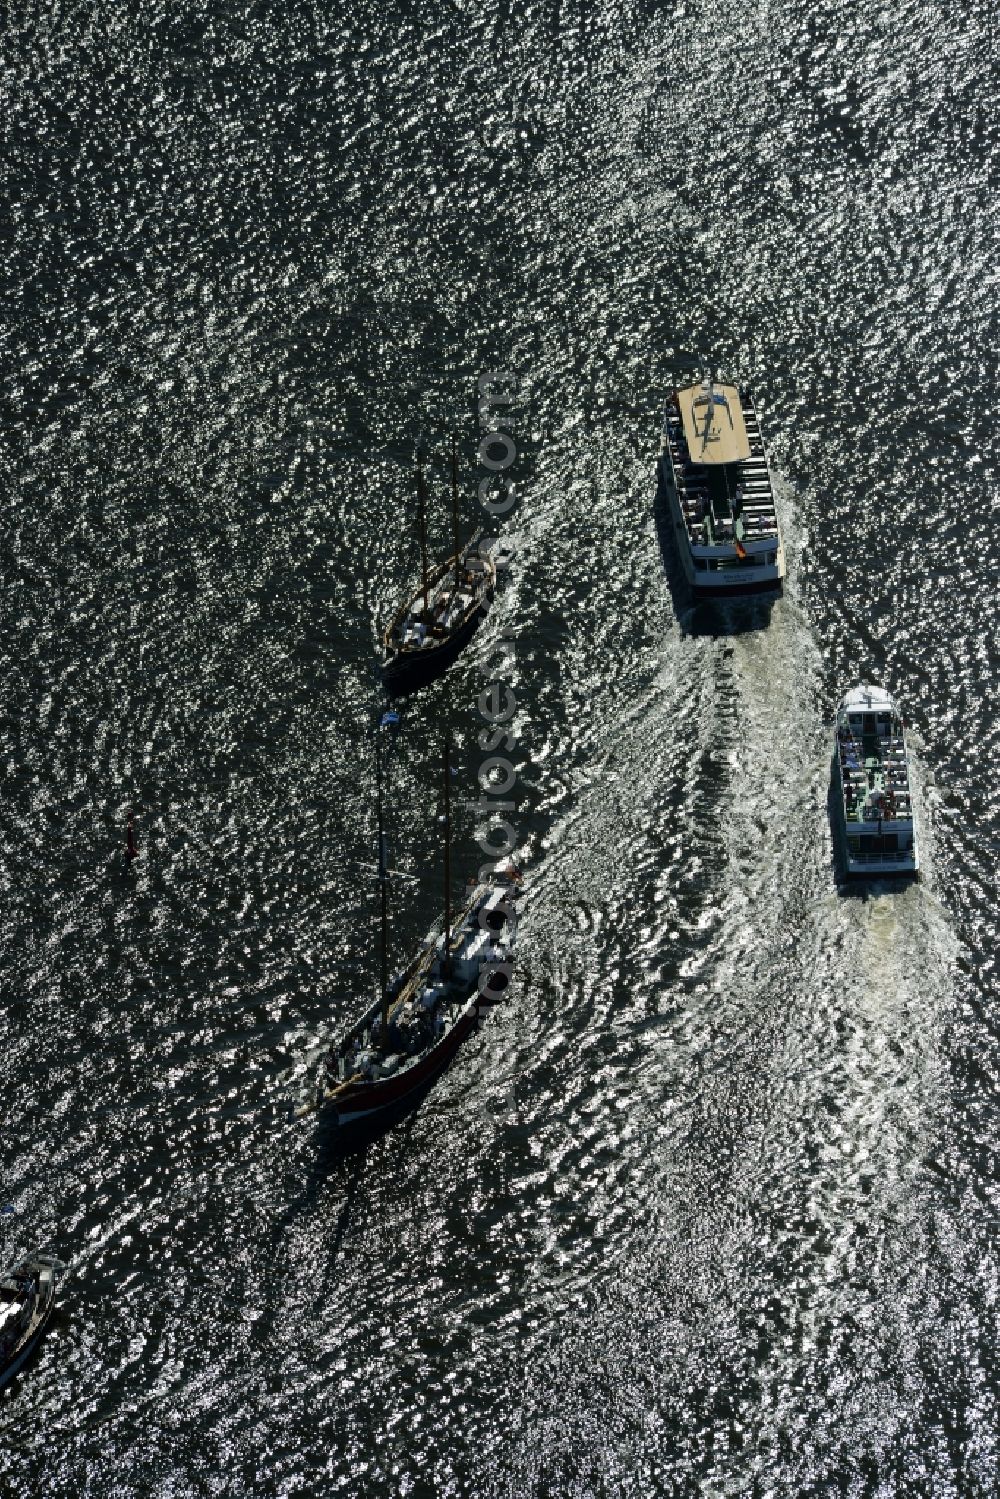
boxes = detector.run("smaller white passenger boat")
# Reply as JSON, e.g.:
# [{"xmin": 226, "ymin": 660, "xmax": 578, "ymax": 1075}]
[{"xmin": 833, "ymin": 685, "xmax": 918, "ymax": 878}]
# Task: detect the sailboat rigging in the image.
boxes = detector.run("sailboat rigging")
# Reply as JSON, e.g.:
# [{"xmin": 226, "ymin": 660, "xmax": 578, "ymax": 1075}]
[
  {"xmin": 381, "ymin": 441, "xmax": 497, "ymax": 694},
  {"xmin": 315, "ymin": 716, "xmax": 518, "ymax": 1145}
]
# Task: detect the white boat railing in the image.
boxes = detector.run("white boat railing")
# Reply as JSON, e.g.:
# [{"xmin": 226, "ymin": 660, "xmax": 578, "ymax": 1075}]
[{"xmin": 847, "ymin": 851, "xmax": 917, "ymax": 866}]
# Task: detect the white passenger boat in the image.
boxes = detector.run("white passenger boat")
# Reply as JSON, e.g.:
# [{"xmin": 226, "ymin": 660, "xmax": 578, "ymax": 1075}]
[
  {"xmin": 833, "ymin": 685, "xmax": 919, "ymax": 878},
  {"xmin": 658, "ymin": 378, "xmax": 786, "ymax": 598}
]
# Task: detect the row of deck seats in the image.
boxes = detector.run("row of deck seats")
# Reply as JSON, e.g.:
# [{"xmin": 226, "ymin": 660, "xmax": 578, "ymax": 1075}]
[
  {"xmin": 843, "ymin": 783, "xmax": 912, "ymax": 817},
  {"xmin": 735, "ymin": 399, "xmax": 779, "ymax": 538},
  {"xmin": 839, "ymin": 735, "xmax": 908, "ymax": 766},
  {"xmin": 840, "ymin": 733, "xmax": 911, "ymax": 816},
  {"xmin": 665, "ymin": 419, "xmax": 704, "ymax": 538}
]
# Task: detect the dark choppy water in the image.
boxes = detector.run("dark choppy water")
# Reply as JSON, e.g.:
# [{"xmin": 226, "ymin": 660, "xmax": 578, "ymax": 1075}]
[{"xmin": 2, "ymin": 2, "xmax": 997, "ymax": 1494}]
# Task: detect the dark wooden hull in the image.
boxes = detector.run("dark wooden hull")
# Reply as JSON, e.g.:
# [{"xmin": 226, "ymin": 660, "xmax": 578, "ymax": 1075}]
[
  {"xmin": 333, "ymin": 1004, "xmax": 474, "ymax": 1142},
  {"xmin": 0, "ymin": 1257, "xmax": 61, "ymax": 1391},
  {"xmin": 382, "ymin": 596, "xmax": 490, "ymax": 694},
  {"xmin": 320, "ymin": 877, "xmax": 516, "ymax": 1149},
  {"xmin": 326, "ymin": 980, "xmax": 508, "ymax": 1149},
  {"xmin": 382, "ymin": 543, "xmax": 496, "ymax": 695}
]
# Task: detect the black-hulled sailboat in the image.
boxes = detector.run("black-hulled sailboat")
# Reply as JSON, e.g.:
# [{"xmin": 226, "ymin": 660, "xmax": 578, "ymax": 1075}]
[
  {"xmin": 381, "ymin": 441, "xmax": 496, "ymax": 694},
  {"xmin": 316, "ymin": 718, "xmax": 518, "ymax": 1143},
  {"xmin": 0, "ymin": 1254, "xmax": 64, "ymax": 1390}
]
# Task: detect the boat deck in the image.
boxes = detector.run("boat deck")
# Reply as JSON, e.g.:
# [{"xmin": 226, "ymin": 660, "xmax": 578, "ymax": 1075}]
[
  {"xmin": 664, "ymin": 389, "xmax": 779, "ymax": 548},
  {"xmin": 328, "ymin": 882, "xmax": 513, "ymax": 1087},
  {"xmin": 0, "ymin": 1259, "xmax": 59, "ymax": 1383},
  {"xmin": 389, "ymin": 554, "xmax": 487, "ymax": 650},
  {"xmin": 838, "ymin": 728, "xmax": 913, "ymax": 824}
]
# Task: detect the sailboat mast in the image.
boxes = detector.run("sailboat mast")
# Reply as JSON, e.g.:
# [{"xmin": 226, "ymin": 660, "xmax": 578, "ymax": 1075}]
[
  {"xmin": 450, "ymin": 436, "xmax": 461, "ymax": 596},
  {"xmin": 443, "ymin": 735, "xmax": 452, "ymax": 972},
  {"xmin": 417, "ymin": 451, "xmax": 429, "ymax": 614}
]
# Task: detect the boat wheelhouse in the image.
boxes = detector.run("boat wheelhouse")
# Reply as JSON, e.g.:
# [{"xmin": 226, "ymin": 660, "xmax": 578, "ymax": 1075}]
[
  {"xmin": 658, "ymin": 378, "xmax": 786, "ymax": 598},
  {"xmin": 832, "ymin": 685, "xmax": 918, "ymax": 879}
]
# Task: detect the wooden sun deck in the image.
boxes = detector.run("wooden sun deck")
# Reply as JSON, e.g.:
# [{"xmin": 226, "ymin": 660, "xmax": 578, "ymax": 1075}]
[
  {"xmin": 664, "ymin": 386, "xmax": 779, "ymax": 548},
  {"xmin": 678, "ymin": 382, "xmax": 751, "ymax": 465}
]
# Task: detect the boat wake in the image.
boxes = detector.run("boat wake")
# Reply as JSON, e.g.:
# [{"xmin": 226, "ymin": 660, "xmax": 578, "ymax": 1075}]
[{"xmin": 476, "ymin": 471, "xmax": 966, "ymax": 1495}]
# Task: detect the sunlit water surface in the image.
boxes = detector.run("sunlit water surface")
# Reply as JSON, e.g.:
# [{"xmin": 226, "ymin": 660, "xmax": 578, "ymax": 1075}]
[{"xmin": 1, "ymin": 2, "xmax": 997, "ymax": 1495}]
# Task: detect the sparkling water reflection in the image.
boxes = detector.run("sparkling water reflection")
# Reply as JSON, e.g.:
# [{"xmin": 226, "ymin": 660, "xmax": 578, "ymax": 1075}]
[{"xmin": 1, "ymin": 2, "xmax": 997, "ymax": 1496}]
